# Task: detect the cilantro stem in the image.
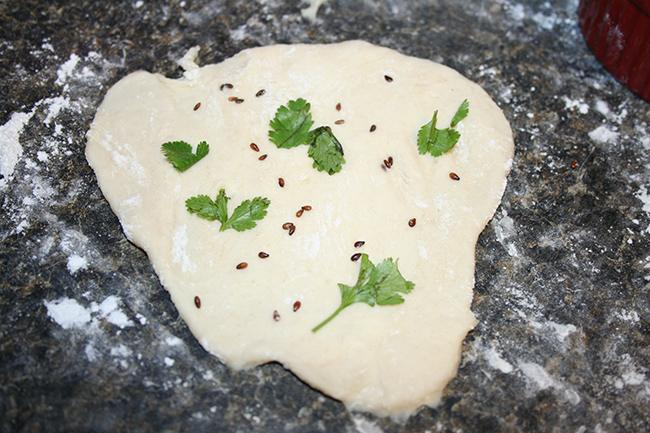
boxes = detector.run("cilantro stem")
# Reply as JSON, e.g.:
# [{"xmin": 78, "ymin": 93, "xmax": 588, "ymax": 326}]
[{"xmin": 311, "ymin": 304, "xmax": 347, "ymax": 333}]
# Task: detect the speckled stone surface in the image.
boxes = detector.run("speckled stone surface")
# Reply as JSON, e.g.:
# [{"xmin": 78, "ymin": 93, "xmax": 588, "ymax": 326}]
[{"xmin": 1, "ymin": 0, "xmax": 649, "ymax": 432}]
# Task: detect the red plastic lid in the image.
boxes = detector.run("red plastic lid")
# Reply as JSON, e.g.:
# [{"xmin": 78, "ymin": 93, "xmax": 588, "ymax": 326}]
[{"xmin": 579, "ymin": 0, "xmax": 650, "ymax": 101}]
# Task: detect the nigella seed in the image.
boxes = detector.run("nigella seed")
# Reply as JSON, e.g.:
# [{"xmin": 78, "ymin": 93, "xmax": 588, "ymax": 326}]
[
  {"xmin": 296, "ymin": 209, "xmax": 304, "ymax": 217},
  {"xmin": 256, "ymin": 89, "xmax": 266, "ymax": 97},
  {"xmin": 289, "ymin": 225, "xmax": 296, "ymax": 236},
  {"xmin": 194, "ymin": 296, "xmax": 201, "ymax": 308},
  {"xmin": 235, "ymin": 98, "xmax": 244, "ymax": 104},
  {"xmin": 335, "ymin": 119, "xmax": 345, "ymax": 125},
  {"xmin": 250, "ymin": 142, "xmax": 260, "ymax": 152},
  {"xmin": 273, "ymin": 310, "xmax": 280, "ymax": 321},
  {"xmin": 258, "ymin": 251, "xmax": 269, "ymax": 258},
  {"xmin": 293, "ymin": 301, "xmax": 301, "ymax": 312},
  {"xmin": 384, "ymin": 156, "xmax": 393, "ymax": 169},
  {"xmin": 384, "ymin": 75, "xmax": 393, "ymax": 82},
  {"xmin": 278, "ymin": 178, "xmax": 285, "ymax": 187},
  {"xmin": 236, "ymin": 262, "xmax": 248, "ymax": 269},
  {"xmin": 351, "ymin": 253, "xmax": 362, "ymax": 261},
  {"xmin": 449, "ymin": 172, "xmax": 460, "ymax": 181},
  {"xmin": 409, "ymin": 218, "xmax": 416, "ymax": 227},
  {"xmin": 220, "ymin": 83, "xmax": 233, "ymax": 90},
  {"xmin": 259, "ymin": 154, "xmax": 268, "ymax": 161},
  {"xmin": 301, "ymin": 205, "xmax": 312, "ymax": 211},
  {"xmin": 282, "ymin": 222, "xmax": 293, "ymax": 230},
  {"xmin": 336, "ymin": 103, "xmax": 341, "ymax": 111},
  {"xmin": 228, "ymin": 96, "xmax": 237, "ymax": 101},
  {"xmin": 354, "ymin": 240, "xmax": 365, "ymax": 248},
  {"xmin": 370, "ymin": 124, "xmax": 377, "ymax": 132},
  {"xmin": 193, "ymin": 102, "xmax": 201, "ymax": 111}
]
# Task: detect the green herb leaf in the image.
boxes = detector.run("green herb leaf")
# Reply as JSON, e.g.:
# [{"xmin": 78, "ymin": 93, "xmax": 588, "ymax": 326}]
[
  {"xmin": 220, "ymin": 196, "xmax": 271, "ymax": 232},
  {"xmin": 162, "ymin": 140, "xmax": 209, "ymax": 171},
  {"xmin": 312, "ymin": 254, "xmax": 414, "ymax": 332},
  {"xmin": 269, "ymin": 98, "xmax": 314, "ymax": 149},
  {"xmin": 307, "ymin": 126, "xmax": 346, "ymax": 175},
  {"xmin": 417, "ymin": 99, "xmax": 469, "ymax": 157},
  {"xmin": 185, "ymin": 189, "xmax": 269, "ymax": 232},
  {"xmin": 450, "ymin": 99, "xmax": 469, "ymax": 128}
]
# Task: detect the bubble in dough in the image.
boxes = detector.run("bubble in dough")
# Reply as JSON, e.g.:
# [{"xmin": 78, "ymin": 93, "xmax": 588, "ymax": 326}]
[{"xmin": 86, "ymin": 41, "xmax": 514, "ymax": 418}]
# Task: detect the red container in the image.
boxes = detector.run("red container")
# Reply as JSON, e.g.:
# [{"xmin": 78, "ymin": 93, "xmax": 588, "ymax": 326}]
[{"xmin": 578, "ymin": 0, "xmax": 650, "ymax": 101}]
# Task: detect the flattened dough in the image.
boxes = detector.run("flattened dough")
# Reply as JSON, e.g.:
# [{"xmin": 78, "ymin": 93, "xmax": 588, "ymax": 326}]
[{"xmin": 86, "ymin": 41, "xmax": 514, "ymax": 418}]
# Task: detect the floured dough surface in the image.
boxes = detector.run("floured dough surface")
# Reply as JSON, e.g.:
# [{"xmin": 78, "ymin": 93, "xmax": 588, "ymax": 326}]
[{"xmin": 86, "ymin": 41, "xmax": 513, "ymax": 418}]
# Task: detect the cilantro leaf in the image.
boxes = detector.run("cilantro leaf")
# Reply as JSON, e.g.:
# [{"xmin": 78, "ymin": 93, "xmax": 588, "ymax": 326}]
[
  {"xmin": 450, "ymin": 99, "xmax": 469, "ymax": 128},
  {"xmin": 417, "ymin": 99, "xmax": 469, "ymax": 157},
  {"xmin": 185, "ymin": 194, "xmax": 219, "ymax": 221},
  {"xmin": 185, "ymin": 189, "xmax": 269, "ymax": 232},
  {"xmin": 269, "ymin": 98, "xmax": 314, "ymax": 149},
  {"xmin": 220, "ymin": 196, "xmax": 271, "ymax": 232},
  {"xmin": 162, "ymin": 140, "xmax": 209, "ymax": 171},
  {"xmin": 312, "ymin": 254, "xmax": 414, "ymax": 332},
  {"xmin": 307, "ymin": 126, "xmax": 346, "ymax": 175}
]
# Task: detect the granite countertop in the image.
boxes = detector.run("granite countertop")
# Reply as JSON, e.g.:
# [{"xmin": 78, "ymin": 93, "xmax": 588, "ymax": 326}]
[{"xmin": 1, "ymin": 0, "xmax": 649, "ymax": 432}]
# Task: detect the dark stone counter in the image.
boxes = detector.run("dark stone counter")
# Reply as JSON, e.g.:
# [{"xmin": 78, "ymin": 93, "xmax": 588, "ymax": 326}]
[{"xmin": 1, "ymin": 0, "xmax": 649, "ymax": 431}]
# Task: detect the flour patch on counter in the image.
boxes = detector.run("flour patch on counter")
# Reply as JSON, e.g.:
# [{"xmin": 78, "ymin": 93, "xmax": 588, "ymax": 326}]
[
  {"xmin": 67, "ymin": 254, "xmax": 88, "ymax": 274},
  {"xmin": 588, "ymin": 125, "xmax": 619, "ymax": 144},
  {"xmin": 0, "ymin": 111, "xmax": 34, "ymax": 189},
  {"xmin": 351, "ymin": 415, "xmax": 384, "ymax": 433},
  {"xmin": 518, "ymin": 361, "xmax": 581, "ymax": 404},
  {"xmin": 45, "ymin": 297, "xmax": 92, "ymax": 329},
  {"xmin": 562, "ymin": 96, "xmax": 589, "ymax": 114}
]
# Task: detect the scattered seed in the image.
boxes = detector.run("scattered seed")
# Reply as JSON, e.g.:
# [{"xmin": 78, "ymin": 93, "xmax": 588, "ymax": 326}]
[
  {"xmin": 220, "ymin": 83, "xmax": 233, "ymax": 90},
  {"xmin": 236, "ymin": 262, "xmax": 248, "ymax": 269},
  {"xmin": 273, "ymin": 310, "xmax": 280, "ymax": 321},
  {"xmin": 282, "ymin": 222, "xmax": 293, "ymax": 230},
  {"xmin": 278, "ymin": 177, "xmax": 285, "ymax": 187},
  {"xmin": 259, "ymin": 154, "xmax": 268, "ymax": 161},
  {"xmin": 235, "ymin": 98, "xmax": 244, "ymax": 104},
  {"xmin": 258, "ymin": 251, "xmax": 269, "ymax": 258},
  {"xmin": 384, "ymin": 75, "xmax": 393, "ymax": 82},
  {"xmin": 335, "ymin": 119, "xmax": 345, "ymax": 125},
  {"xmin": 370, "ymin": 124, "xmax": 377, "ymax": 132},
  {"xmin": 409, "ymin": 218, "xmax": 416, "ymax": 227},
  {"xmin": 293, "ymin": 301, "xmax": 301, "ymax": 312},
  {"xmin": 336, "ymin": 102, "xmax": 341, "ymax": 111},
  {"xmin": 384, "ymin": 156, "xmax": 393, "ymax": 169},
  {"xmin": 351, "ymin": 253, "xmax": 362, "ymax": 261},
  {"xmin": 449, "ymin": 172, "xmax": 460, "ymax": 181},
  {"xmin": 193, "ymin": 102, "xmax": 201, "ymax": 111},
  {"xmin": 256, "ymin": 89, "xmax": 266, "ymax": 97},
  {"xmin": 228, "ymin": 96, "xmax": 238, "ymax": 101},
  {"xmin": 571, "ymin": 160, "xmax": 578, "ymax": 169},
  {"xmin": 194, "ymin": 296, "xmax": 201, "ymax": 308},
  {"xmin": 354, "ymin": 240, "xmax": 365, "ymax": 248},
  {"xmin": 296, "ymin": 209, "xmax": 304, "ymax": 217},
  {"xmin": 288, "ymin": 225, "xmax": 296, "ymax": 236},
  {"xmin": 301, "ymin": 205, "xmax": 312, "ymax": 211},
  {"xmin": 250, "ymin": 142, "xmax": 260, "ymax": 152}
]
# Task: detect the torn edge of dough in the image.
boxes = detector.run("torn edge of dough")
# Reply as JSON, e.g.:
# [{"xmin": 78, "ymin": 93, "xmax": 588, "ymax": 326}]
[
  {"xmin": 177, "ymin": 46, "xmax": 201, "ymax": 82},
  {"xmin": 301, "ymin": 0, "xmax": 327, "ymax": 21}
]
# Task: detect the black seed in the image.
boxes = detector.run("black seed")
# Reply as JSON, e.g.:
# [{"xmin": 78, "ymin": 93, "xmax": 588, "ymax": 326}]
[
  {"xmin": 336, "ymin": 103, "xmax": 341, "ymax": 111},
  {"xmin": 278, "ymin": 178, "xmax": 285, "ymax": 187},
  {"xmin": 194, "ymin": 296, "xmax": 201, "ymax": 308},
  {"xmin": 370, "ymin": 124, "xmax": 377, "ymax": 132},
  {"xmin": 288, "ymin": 225, "xmax": 295, "ymax": 236},
  {"xmin": 282, "ymin": 222, "xmax": 293, "ymax": 230},
  {"xmin": 293, "ymin": 301, "xmax": 301, "ymax": 312},
  {"xmin": 335, "ymin": 119, "xmax": 345, "ymax": 125},
  {"xmin": 296, "ymin": 209, "xmax": 304, "ymax": 217},
  {"xmin": 258, "ymin": 252, "xmax": 269, "ymax": 258},
  {"xmin": 384, "ymin": 75, "xmax": 393, "ymax": 82},
  {"xmin": 256, "ymin": 89, "xmax": 266, "ymax": 97},
  {"xmin": 354, "ymin": 241, "xmax": 365, "ymax": 248},
  {"xmin": 236, "ymin": 262, "xmax": 248, "ymax": 269},
  {"xmin": 220, "ymin": 83, "xmax": 233, "ymax": 90},
  {"xmin": 235, "ymin": 98, "xmax": 244, "ymax": 104},
  {"xmin": 409, "ymin": 218, "xmax": 416, "ymax": 227},
  {"xmin": 449, "ymin": 172, "xmax": 460, "ymax": 181},
  {"xmin": 250, "ymin": 142, "xmax": 259, "ymax": 152},
  {"xmin": 193, "ymin": 102, "xmax": 201, "ymax": 111},
  {"xmin": 301, "ymin": 205, "xmax": 312, "ymax": 211},
  {"xmin": 351, "ymin": 253, "xmax": 362, "ymax": 261},
  {"xmin": 273, "ymin": 310, "xmax": 280, "ymax": 321},
  {"xmin": 259, "ymin": 154, "xmax": 268, "ymax": 160}
]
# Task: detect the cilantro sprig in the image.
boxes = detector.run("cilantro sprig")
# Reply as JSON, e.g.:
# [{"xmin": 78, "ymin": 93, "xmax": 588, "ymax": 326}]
[
  {"xmin": 162, "ymin": 140, "xmax": 209, "ymax": 171},
  {"xmin": 417, "ymin": 99, "xmax": 469, "ymax": 157},
  {"xmin": 269, "ymin": 99, "xmax": 345, "ymax": 175},
  {"xmin": 185, "ymin": 189, "xmax": 270, "ymax": 232},
  {"xmin": 312, "ymin": 253, "xmax": 415, "ymax": 332}
]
